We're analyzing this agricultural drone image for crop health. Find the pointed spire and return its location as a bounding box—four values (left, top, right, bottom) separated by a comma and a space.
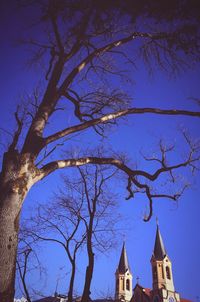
118, 242, 130, 273
153, 223, 167, 260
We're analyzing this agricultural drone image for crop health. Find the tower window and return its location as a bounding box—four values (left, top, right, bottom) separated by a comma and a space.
166, 266, 171, 279
126, 279, 130, 291
161, 265, 164, 279
122, 278, 124, 290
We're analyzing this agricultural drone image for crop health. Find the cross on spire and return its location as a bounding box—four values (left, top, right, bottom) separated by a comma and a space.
156, 216, 159, 225
123, 233, 126, 243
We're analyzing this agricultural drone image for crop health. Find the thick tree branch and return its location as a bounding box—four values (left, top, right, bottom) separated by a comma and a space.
50, 15, 64, 54
39, 153, 199, 182
38, 152, 199, 222
22, 27, 199, 155
45, 107, 200, 145
8, 109, 23, 152
58, 31, 180, 95
22, 26, 137, 152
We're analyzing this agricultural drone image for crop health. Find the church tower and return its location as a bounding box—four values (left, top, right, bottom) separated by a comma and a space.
115, 243, 133, 302
150, 224, 180, 302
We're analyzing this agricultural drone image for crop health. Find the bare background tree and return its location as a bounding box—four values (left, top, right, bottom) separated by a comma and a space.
25, 195, 86, 302
28, 207, 85, 301
0, 1, 200, 301
24, 166, 121, 302
76, 166, 120, 302
16, 228, 46, 302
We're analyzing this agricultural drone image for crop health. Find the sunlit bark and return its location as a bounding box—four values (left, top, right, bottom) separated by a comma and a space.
45, 108, 200, 145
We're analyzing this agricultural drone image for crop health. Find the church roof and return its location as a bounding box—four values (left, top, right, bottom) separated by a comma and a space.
132, 284, 192, 302
117, 242, 130, 273
34, 297, 60, 302
133, 284, 151, 296
131, 284, 151, 302
84, 299, 112, 302
153, 224, 167, 260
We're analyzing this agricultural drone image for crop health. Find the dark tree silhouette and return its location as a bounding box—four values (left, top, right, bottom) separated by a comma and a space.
76, 166, 119, 302
26, 197, 86, 302
25, 166, 120, 302
16, 228, 45, 302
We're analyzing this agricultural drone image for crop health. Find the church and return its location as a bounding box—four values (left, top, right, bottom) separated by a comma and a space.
115, 224, 190, 302
17, 224, 191, 302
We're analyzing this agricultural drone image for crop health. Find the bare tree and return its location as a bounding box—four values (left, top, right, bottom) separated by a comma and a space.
16, 229, 45, 302
0, 1, 200, 300
16, 246, 32, 302
26, 198, 86, 302
75, 166, 119, 302
25, 165, 120, 302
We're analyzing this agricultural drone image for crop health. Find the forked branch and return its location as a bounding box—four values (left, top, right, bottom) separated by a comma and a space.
38, 141, 199, 221
22, 26, 200, 154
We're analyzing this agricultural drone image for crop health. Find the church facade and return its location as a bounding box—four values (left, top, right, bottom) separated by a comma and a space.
30, 224, 191, 302
115, 224, 190, 302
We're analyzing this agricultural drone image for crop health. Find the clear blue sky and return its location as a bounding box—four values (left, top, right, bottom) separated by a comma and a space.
0, 2, 200, 301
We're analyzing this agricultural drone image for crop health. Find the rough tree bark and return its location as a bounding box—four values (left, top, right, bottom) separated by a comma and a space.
0, 152, 27, 301
0, 149, 40, 301
0, 193, 21, 302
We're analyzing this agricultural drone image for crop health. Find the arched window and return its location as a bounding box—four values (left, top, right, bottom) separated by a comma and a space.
122, 278, 124, 290
166, 266, 171, 279
126, 279, 130, 291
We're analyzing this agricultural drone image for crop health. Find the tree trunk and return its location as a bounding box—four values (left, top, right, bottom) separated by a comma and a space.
0, 150, 32, 302
81, 254, 94, 302
68, 262, 76, 302
17, 255, 32, 302
81, 235, 94, 302
21, 275, 32, 302
0, 190, 22, 302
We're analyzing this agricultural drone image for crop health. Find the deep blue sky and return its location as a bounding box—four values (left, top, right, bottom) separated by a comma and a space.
0, 2, 200, 301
